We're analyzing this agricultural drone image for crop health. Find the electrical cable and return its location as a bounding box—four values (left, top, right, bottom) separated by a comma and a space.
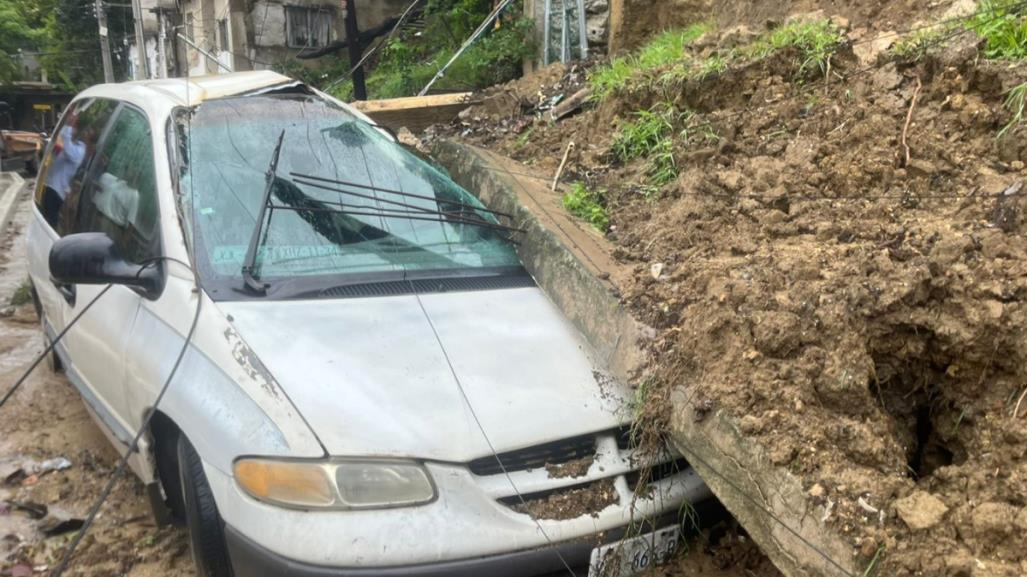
0, 284, 113, 410
51, 255, 201, 577
323, 0, 428, 93
419, 0, 518, 96
409, 287, 580, 577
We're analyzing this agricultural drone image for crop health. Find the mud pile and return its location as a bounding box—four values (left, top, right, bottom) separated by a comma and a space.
436, 2, 1027, 575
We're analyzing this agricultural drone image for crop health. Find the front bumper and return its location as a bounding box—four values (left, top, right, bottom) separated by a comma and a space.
225, 514, 677, 577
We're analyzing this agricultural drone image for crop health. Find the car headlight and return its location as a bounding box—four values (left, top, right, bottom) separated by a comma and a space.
234, 458, 436, 510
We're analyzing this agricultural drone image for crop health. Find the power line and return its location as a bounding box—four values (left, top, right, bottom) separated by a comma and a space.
50, 257, 201, 577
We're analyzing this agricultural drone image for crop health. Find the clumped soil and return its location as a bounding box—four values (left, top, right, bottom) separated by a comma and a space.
436, 1, 1027, 575
650, 519, 784, 577
509, 478, 618, 520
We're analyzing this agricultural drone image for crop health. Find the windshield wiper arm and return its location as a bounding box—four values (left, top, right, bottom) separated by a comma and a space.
241, 129, 286, 295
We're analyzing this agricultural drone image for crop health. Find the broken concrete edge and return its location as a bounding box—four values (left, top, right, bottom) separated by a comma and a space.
430, 139, 649, 385
431, 140, 863, 577
0, 172, 26, 240
671, 394, 861, 577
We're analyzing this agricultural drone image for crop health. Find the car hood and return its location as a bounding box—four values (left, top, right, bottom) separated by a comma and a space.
217, 287, 631, 462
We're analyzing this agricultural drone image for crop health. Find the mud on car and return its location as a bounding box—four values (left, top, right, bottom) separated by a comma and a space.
26, 71, 708, 577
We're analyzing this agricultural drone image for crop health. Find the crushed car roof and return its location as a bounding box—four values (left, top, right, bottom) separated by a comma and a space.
79, 70, 297, 108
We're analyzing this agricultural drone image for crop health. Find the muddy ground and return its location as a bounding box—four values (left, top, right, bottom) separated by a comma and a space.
0, 190, 193, 577
437, 1, 1027, 575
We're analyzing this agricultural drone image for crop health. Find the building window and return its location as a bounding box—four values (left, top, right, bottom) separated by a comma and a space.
285, 6, 333, 49
218, 19, 229, 52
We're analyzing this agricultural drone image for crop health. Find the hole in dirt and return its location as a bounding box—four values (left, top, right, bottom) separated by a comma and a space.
871, 349, 967, 480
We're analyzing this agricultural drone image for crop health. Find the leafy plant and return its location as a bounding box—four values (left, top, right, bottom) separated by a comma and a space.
562, 182, 609, 231
999, 82, 1026, 138
328, 2, 535, 100
968, 0, 1027, 60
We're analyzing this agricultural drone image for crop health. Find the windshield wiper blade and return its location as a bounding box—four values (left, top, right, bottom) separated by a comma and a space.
289, 172, 513, 220
262, 203, 524, 235
288, 175, 521, 235
240, 129, 286, 295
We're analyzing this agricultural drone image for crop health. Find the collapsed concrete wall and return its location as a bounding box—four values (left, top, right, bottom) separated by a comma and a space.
432, 140, 862, 577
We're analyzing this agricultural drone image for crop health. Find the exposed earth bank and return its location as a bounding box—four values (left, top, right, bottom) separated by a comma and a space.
435, 0, 1027, 575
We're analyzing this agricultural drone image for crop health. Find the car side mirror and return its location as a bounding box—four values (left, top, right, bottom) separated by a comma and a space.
49, 233, 161, 298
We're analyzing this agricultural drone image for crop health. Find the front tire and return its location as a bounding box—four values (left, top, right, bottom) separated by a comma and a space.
178, 435, 234, 577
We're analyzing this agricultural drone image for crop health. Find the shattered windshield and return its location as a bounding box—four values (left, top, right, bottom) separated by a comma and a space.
174, 93, 522, 296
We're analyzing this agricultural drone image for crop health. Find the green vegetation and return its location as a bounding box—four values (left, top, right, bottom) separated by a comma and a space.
999, 82, 1026, 138
514, 126, 535, 150
589, 56, 634, 101
324, 0, 535, 100
892, 27, 950, 60
1, 0, 135, 90
611, 104, 679, 186
739, 19, 844, 78
968, 0, 1027, 60
589, 23, 710, 100
9, 279, 32, 307
610, 104, 717, 188
636, 24, 711, 69
562, 182, 609, 232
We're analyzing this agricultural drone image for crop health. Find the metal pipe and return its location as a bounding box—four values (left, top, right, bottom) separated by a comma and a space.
176, 32, 233, 73
560, 0, 569, 62
543, 0, 552, 65
131, 0, 148, 78
576, 0, 588, 60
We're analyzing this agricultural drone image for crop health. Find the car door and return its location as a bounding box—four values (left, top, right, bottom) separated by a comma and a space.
61, 103, 163, 441
28, 98, 117, 346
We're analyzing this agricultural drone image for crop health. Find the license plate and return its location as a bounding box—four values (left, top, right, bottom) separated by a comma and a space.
588, 526, 681, 577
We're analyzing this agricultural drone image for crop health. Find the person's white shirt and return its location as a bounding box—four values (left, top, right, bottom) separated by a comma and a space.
47, 126, 87, 199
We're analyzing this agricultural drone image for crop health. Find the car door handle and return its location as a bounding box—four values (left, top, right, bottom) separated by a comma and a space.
54, 281, 76, 306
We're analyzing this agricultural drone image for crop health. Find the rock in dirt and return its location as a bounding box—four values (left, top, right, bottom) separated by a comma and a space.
970, 502, 1017, 539
894, 491, 949, 531
854, 31, 897, 66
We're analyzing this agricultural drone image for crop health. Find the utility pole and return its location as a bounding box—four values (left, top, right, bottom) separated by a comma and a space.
94, 0, 114, 82
343, 0, 367, 100
131, 0, 148, 79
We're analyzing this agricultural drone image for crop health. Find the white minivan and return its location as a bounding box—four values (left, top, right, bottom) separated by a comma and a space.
26, 71, 708, 577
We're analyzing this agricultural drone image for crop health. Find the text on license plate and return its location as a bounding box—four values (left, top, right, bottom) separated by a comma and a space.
588, 526, 681, 577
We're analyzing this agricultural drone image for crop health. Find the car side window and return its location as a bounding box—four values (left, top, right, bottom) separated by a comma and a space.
34, 98, 116, 235
74, 106, 160, 264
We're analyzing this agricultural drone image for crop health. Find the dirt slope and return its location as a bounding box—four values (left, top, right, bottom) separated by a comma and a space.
435, 1, 1027, 575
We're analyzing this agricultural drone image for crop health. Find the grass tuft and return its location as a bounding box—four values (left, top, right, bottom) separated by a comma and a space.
611, 104, 718, 188
999, 82, 1027, 138
739, 19, 844, 78
892, 27, 950, 61
563, 182, 610, 232
9, 280, 32, 307
636, 24, 711, 69
589, 23, 710, 101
